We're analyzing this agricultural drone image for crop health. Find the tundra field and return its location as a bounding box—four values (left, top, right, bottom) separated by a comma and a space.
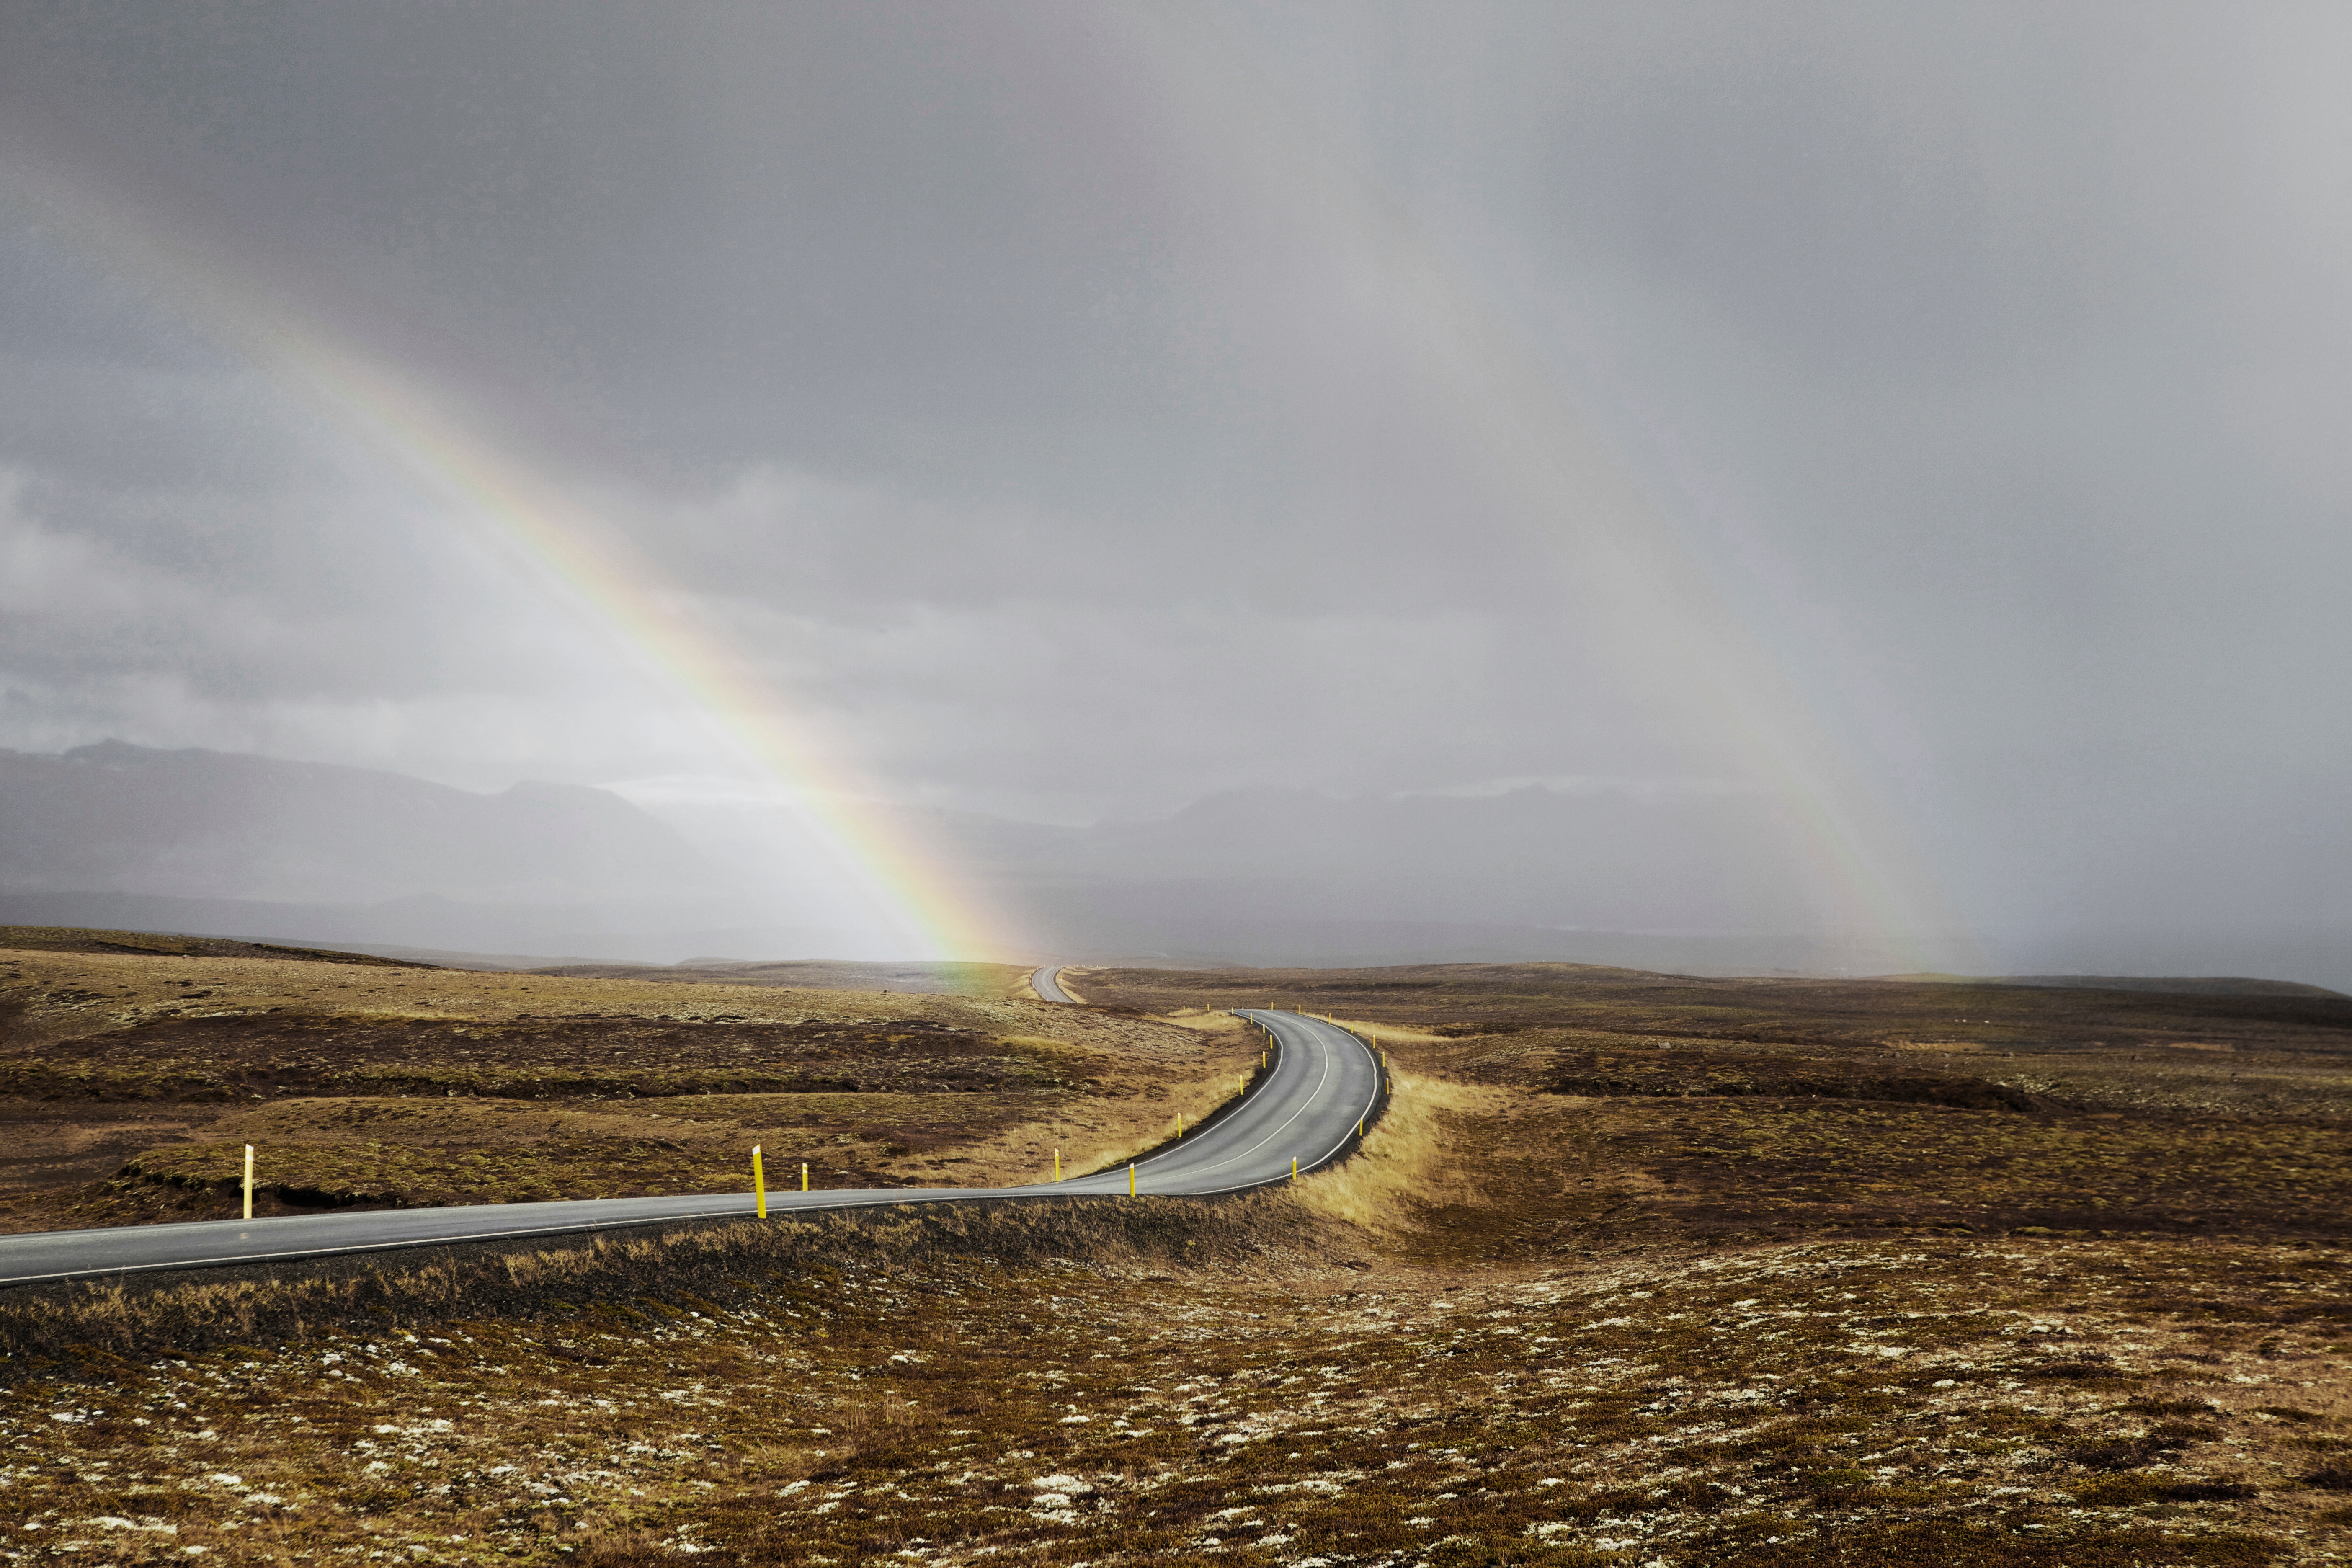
2, 934, 2350, 1565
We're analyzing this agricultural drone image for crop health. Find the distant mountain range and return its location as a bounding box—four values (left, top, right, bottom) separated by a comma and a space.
0, 740, 720, 904
0, 740, 1858, 968
0, 742, 779, 961
5, 740, 2336, 986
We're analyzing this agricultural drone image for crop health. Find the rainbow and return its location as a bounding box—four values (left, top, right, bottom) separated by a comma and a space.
0, 126, 1014, 962
276, 348, 1019, 962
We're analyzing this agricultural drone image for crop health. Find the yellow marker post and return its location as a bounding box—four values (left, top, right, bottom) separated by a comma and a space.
1128, 1163, 1136, 1197
1357, 1117, 1364, 1138
242, 1144, 255, 1221
801, 1161, 809, 1192
752, 1145, 767, 1219
1176, 1111, 1184, 1138
1290, 1156, 1298, 1183
1054, 1148, 1062, 1181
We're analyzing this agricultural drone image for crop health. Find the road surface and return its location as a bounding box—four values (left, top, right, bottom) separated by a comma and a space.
0, 1009, 1382, 1287
1031, 964, 1076, 1002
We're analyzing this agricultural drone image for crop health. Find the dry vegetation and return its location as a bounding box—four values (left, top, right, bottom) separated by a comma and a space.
0, 937, 1254, 1233
3, 949, 2351, 1564
525, 959, 1039, 1000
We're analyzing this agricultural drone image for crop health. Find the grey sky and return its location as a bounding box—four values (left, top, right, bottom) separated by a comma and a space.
1, 3, 2345, 976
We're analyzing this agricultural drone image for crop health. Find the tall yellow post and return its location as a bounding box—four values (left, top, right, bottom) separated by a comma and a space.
1054, 1148, 1062, 1181
752, 1145, 767, 1219
1176, 1111, 1184, 1138
1128, 1163, 1136, 1197
801, 1161, 809, 1192
242, 1144, 254, 1221
1290, 1156, 1298, 1183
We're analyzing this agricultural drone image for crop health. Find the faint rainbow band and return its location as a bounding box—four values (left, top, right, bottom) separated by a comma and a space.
3, 133, 1006, 961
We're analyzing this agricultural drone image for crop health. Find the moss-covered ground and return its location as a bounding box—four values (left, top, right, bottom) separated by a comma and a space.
1, 950, 2348, 1563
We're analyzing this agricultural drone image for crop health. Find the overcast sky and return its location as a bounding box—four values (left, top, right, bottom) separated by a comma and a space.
2, 3, 2346, 975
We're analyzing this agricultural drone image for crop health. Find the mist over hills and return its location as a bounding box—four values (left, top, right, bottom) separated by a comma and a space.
931, 784, 1905, 972
0, 741, 717, 903
1, 741, 2339, 986
0, 742, 773, 960
0, 741, 1850, 970
611, 776, 1882, 970
958, 784, 1828, 931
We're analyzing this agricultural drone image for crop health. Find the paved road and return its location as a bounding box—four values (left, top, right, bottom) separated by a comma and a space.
0, 1010, 1382, 1287
1031, 964, 1075, 1002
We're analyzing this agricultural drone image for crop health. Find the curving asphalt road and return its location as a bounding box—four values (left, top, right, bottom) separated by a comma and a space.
1030, 964, 1076, 1003
0, 1008, 1383, 1287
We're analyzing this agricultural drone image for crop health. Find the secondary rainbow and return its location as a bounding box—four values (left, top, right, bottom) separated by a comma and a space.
1116, 8, 1974, 970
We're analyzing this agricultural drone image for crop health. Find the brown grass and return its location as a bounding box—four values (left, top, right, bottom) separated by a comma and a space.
0, 924, 418, 967
0, 1194, 1318, 1368
0, 943, 1258, 1233
4, 949, 2350, 1563
1291, 1070, 1506, 1237
528, 958, 1038, 999
6, 1217, 2344, 1564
